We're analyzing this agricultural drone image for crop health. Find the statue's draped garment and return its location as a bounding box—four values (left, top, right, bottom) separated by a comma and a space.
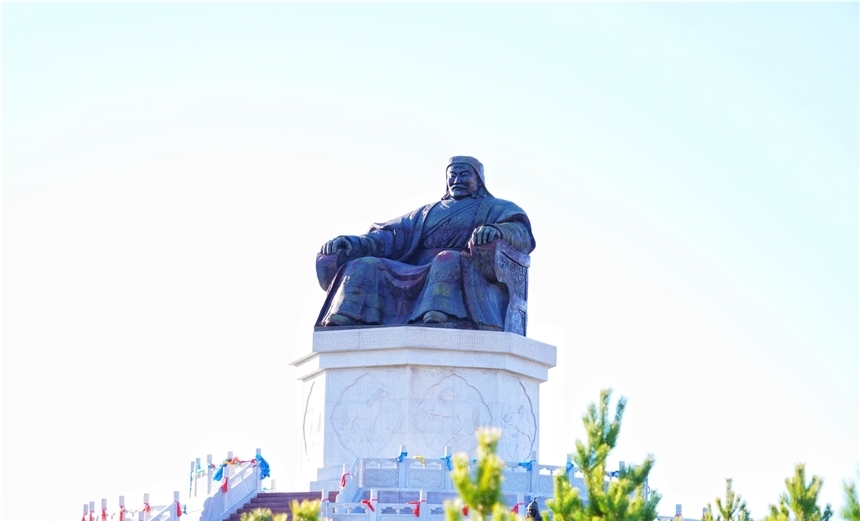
316, 194, 535, 330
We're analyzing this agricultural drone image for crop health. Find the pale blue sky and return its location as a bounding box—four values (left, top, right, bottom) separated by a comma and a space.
3, 3, 857, 521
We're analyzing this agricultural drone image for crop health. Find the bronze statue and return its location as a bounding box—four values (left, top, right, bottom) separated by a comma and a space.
315, 156, 535, 334
526, 499, 542, 521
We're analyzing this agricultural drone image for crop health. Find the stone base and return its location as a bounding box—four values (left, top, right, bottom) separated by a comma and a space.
291, 327, 557, 490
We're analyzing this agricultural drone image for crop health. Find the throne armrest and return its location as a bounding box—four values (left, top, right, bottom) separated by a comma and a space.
468, 240, 530, 335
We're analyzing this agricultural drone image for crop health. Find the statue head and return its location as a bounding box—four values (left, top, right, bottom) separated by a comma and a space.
526, 499, 541, 521
445, 156, 491, 200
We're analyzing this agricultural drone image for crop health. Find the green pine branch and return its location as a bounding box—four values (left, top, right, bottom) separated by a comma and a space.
547, 388, 660, 521
702, 479, 751, 521
241, 509, 287, 521
764, 464, 831, 521
842, 482, 860, 521
445, 427, 517, 521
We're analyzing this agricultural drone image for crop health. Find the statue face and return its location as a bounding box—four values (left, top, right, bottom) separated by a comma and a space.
446, 164, 480, 199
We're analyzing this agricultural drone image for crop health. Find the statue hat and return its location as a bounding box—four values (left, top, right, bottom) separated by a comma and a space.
447, 156, 485, 185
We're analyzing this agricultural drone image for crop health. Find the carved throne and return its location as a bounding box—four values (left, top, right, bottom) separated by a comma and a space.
315, 239, 530, 335
465, 239, 530, 335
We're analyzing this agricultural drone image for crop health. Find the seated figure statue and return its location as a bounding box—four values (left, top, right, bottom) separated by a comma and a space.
315, 156, 536, 335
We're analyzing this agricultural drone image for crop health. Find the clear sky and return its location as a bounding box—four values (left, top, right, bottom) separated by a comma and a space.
3, 3, 858, 521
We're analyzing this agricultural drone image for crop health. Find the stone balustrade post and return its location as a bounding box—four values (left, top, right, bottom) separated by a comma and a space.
529, 451, 538, 493
320, 488, 329, 519
369, 489, 379, 521
224, 457, 233, 512
418, 490, 428, 521
189, 461, 196, 498
172, 491, 180, 521
255, 449, 263, 492
398, 446, 407, 488
443, 446, 452, 490
206, 455, 213, 495
566, 453, 575, 481
195, 458, 202, 497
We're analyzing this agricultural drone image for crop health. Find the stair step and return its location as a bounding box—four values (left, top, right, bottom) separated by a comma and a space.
226, 490, 328, 521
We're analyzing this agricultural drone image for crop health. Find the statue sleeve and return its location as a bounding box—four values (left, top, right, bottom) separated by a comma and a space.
482, 200, 536, 255
358, 205, 426, 260
487, 219, 535, 255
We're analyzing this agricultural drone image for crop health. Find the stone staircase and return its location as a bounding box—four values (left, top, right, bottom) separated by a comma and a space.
226, 492, 337, 521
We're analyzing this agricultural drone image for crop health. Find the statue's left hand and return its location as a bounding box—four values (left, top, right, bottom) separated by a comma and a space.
470, 225, 500, 246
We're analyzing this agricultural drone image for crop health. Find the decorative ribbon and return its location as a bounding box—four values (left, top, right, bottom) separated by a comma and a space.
440, 455, 452, 471
211, 455, 264, 482
182, 505, 187, 516
511, 504, 520, 514
175, 502, 182, 517
90, 511, 94, 521
413, 455, 425, 465
565, 461, 574, 473
360, 500, 375, 512
396, 451, 407, 463
518, 461, 534, 472
102, 507, 108, 521
607, 470, 619, 478
407, 500, 425, 518
461, 506, 469, 516
221, 476, 229, 493
120, 505, 126, 521
340, 473, 349, 488
255, 454, 271, 480
142, 504, 151, 514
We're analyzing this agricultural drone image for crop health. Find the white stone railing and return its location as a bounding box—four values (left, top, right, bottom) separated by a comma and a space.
327, 447, 595, 520
81, 492, 185, 521
190, 450, 266, 521
80, 450, 270, 521
338, 450, 582, 501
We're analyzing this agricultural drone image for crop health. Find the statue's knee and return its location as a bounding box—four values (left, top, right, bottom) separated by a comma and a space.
433, 250, 462, 263
344, 256, 382, 274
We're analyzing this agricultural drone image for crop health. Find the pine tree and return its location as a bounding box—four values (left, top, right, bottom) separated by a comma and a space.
701, 479, 751, 521
764, 464, 832, 521
545, 388, 660, 521
240, 509, 286, 521
444, 427, 516, 521
842, 482, 860, 521
291, 499, 321, 521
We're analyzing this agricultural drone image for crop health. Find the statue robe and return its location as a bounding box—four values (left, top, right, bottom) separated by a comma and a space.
316, 194, 535, 330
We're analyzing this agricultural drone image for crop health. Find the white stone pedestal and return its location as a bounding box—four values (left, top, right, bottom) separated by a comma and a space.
292, 326, 557, 491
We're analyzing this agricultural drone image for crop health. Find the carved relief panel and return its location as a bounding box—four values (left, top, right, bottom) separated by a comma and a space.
330, 373, 403, 458
500, 380, 537, 461
412, 373, 492, 454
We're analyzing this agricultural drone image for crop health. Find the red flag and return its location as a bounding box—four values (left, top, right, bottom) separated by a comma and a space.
360, 500, 375, 513
512, 504, 519, 514
407, 500, 424, 518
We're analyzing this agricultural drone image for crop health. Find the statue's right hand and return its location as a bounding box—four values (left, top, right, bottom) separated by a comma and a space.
320, 236, 353, 257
